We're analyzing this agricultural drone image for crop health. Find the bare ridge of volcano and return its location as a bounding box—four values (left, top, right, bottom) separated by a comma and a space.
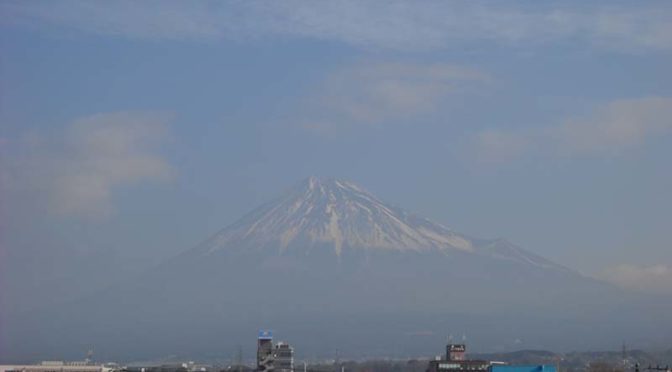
190, 176, 567, 272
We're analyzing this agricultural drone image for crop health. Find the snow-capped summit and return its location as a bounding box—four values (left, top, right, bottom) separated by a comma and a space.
196, 176, 471, 255
193, 176, 566, 271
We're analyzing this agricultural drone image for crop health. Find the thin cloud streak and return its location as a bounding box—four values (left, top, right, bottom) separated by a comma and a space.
2, 111, 174, 218
300, 61, 489, 132
470, 97, 672, 163
600, 264, 672, 295
2, 1, 672, 52
555, 97, 672, 155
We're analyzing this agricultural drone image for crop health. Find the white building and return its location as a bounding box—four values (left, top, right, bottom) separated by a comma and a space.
0, 361, 117, 372
273, 342, 294, 372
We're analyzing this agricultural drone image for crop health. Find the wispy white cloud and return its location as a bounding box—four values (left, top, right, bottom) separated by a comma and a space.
2, 111, 174, 218
470, 130, 530, 164
554, 97, 672, 155
599, 264, 672, 295
301, 61, 489, 132
1, 1, 671, 52
470, 97, 672, 162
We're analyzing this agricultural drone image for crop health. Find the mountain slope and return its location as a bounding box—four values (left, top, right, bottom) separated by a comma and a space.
191, 177, 567, 272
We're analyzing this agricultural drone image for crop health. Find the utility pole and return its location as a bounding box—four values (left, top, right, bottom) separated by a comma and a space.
554, 355, 561, 372
86, 348, 94, 365
236, 345, 243, 372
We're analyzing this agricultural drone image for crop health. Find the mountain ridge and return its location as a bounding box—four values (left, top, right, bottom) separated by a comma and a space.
189, 176, 568, 273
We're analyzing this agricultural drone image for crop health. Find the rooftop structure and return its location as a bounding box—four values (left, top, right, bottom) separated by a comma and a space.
447, 344, 466, 361
427, 344, 490, 372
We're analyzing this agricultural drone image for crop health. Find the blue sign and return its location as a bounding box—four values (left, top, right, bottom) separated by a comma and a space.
258, 330, 273, 339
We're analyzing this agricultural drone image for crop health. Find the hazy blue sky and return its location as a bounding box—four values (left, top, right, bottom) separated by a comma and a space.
1, 1, 671, 297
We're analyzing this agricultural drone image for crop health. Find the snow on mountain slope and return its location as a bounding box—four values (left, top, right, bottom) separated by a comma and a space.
193, 176, 567, 272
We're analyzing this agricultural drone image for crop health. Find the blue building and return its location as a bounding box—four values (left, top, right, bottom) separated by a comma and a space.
491, 366, 557, 372
257, 330, 274, 372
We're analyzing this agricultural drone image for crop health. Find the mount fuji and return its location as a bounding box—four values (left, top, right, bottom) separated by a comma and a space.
9, 177, 672, 360
189, 176, 566, 271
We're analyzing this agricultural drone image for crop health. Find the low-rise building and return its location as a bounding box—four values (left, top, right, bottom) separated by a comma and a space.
490, 366, 556, 372
426, 344, 490, 372
1, 362, 116, 372
425, 343, 558, 372
273, 342, 294, 372
426, 360, 491, 372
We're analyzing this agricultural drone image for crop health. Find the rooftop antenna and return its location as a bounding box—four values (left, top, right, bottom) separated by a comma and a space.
86, 348, 94, 364
236, 345, 243, 372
